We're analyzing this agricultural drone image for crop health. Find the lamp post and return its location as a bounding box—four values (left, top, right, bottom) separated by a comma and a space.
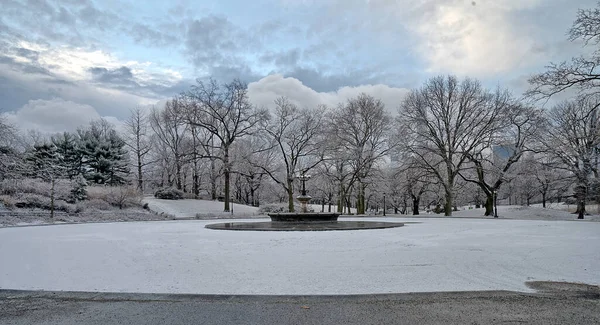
383, 193, 386, 216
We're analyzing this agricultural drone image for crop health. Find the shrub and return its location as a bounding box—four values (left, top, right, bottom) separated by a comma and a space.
88, 186, 142, 209
0, 195, 15, 209
0, 178, 71, 201
83, 199, 113, 211
258, 203, 289, 214
53, 200, 79, 214
154, 187, 184, 200
15, 193, 51, 209
105, 186, 142, 209
70, 174, 88, 203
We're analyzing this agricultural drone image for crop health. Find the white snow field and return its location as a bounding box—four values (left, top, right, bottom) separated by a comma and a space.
144, 198, 260, 218
1, 218, 599, 295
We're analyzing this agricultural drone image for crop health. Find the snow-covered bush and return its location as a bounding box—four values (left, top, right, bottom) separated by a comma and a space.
0, 178, 71, 201
88, 186, 142, 209
14, 193, 51, 209
154, 187, 184, 200
0, 195, 15, 209
13, 193, 77, 212
70, 174, 88, 203
105, 186, 142, 209
258, 203, 289, 214
82, 199, 112, 210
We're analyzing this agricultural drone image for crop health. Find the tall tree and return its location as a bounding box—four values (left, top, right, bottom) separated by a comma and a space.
399, 76, 507, 216
330, 94, 391, 215
78, 119, 130, 185
459, 103, 542, 217
540, 96, 600, 219
51, 132, 82, 179
25, 143, 65, 218
186, 78, 267, 212
124, 108, 153, 191
261, 97, 325, 212
150, 98, 188, 190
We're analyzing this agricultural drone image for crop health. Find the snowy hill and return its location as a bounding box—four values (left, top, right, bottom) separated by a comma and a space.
143, 198, 261, 219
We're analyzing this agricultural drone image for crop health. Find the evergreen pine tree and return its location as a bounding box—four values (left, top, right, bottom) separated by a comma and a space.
77, 119, 130, 185
70, 173, 88, 202
51, 132, 82, 179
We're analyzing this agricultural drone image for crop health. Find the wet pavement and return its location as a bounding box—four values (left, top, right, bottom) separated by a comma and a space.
1, 282, 599, 325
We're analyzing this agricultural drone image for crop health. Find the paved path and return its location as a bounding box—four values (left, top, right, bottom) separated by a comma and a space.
1, 282, 599, 325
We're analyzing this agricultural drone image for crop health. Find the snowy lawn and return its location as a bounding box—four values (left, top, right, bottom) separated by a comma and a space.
0, 218, 598, 295
143, 197, 260, 219
399, 205, 600, 221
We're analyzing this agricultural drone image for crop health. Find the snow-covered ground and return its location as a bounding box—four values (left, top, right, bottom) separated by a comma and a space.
447, 205, 600, 221
0, 217, 598, 295
143, 198, 260, 219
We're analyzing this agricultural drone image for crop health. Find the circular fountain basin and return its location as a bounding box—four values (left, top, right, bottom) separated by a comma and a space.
268, 212, 339, 222
205, 220, 405, 231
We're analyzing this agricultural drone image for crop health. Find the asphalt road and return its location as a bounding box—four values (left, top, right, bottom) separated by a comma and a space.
1, 282, 599, 325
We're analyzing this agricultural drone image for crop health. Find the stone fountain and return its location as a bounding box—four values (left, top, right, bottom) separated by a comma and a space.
267, 172, 340, 222
205, 171, 404, 231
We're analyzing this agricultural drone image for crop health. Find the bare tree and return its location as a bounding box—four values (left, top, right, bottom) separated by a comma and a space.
330, 94, 391, 215
527, 3, 600, 101
540, 96, 600, 219
124, 108, 153, 191
399, 76, 506, 216
459, 103, 542, 217
260, 97, 325, 212
150, 99, 188, 191
231, 135, 270, 206
186, 78, 267, 212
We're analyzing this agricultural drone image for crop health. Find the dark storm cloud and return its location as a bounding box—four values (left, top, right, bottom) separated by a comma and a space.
0, 50, 51, 76
89, 66, 135, 84
286, 67, 382, 92
185, 15, 248, 67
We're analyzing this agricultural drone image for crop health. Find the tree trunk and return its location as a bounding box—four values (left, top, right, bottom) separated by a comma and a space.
287, 178, 295, 212
444, 188, 453, 216
577, 200, 585, 219
484, 195, 494, 216
347, 198, 352, 215
210, 158, 217, 200
356, 181, 365, 215
175, 158, 182, 190
412, 196, 420, 215
444, 172, 454, 216
542, 192, 546, 208
338, 184, 344, 213
137, 152, 143, 191
223, 146, 230, 212
50, 177, 55, 219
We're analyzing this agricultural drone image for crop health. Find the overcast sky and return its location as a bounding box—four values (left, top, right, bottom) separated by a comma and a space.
0, 0, 592, 133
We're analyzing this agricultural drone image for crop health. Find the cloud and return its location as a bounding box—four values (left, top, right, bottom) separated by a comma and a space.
248, 74, 410, 113
89, 66, 135, 85
3, 98, 102, 133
